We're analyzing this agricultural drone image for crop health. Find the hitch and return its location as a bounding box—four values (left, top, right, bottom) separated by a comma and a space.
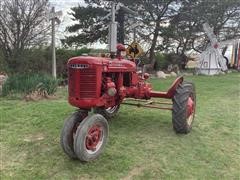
150, 76, 183, 99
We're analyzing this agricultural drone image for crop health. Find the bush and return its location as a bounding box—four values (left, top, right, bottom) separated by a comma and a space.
0, 49, 8, 73
2, 73, 58, 96
154, 53, 169, 70
154, 53, 188, 71
1, 47, 92, 78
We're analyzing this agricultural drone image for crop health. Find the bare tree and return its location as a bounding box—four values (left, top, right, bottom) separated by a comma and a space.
0, 0, 50, 70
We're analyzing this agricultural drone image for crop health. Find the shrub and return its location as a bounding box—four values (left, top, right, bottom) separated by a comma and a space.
0, 49, 8, 73
2, 73, 58, 96
55, 47, 91, 79
1, 47, 92, 78
154, 53, 188, 71
154, 53, 169, 70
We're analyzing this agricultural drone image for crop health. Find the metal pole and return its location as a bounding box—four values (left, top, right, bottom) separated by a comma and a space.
133, 28, 136, 42
109, 2, 117, 55
111, 2, 115, 22
51, 7, 56, 78
117, 8, 125, 44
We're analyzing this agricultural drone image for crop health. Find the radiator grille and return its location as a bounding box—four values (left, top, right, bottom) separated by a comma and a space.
79, 69, 97, 98
69, 68, 97, 98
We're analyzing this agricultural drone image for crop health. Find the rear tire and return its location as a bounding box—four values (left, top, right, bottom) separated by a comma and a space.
94, 105, 120, 120
74, 114, 109, 162
172, 82, 196, 134
60, 110, 87, 159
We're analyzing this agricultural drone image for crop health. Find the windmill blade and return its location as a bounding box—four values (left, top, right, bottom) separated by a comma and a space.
100, 12, 111, 21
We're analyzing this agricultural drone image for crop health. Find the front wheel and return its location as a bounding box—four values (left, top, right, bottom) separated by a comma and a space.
60, 110, 88, 159
74, 114, 109, 162
94, 105, 120, 120
172, 82, 196, 134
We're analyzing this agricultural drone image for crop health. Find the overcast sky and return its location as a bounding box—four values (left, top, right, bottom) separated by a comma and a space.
49, 0, 107, 48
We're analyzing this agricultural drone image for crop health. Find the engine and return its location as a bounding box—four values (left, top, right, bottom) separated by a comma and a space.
68, 56, 152, 110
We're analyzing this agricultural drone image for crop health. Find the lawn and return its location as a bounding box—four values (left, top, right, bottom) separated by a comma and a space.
0, 73, 240, 179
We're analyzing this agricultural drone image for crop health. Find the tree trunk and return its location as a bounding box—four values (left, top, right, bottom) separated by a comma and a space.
149, 18, 160, 69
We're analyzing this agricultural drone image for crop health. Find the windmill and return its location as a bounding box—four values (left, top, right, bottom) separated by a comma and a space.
197, 23, 228, 75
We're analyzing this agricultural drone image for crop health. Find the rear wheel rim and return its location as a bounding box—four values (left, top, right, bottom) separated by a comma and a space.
85, 124, 104, 154
186, 96, 195, 126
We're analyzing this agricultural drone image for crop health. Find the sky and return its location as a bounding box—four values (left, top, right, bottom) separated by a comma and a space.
49, 0, 107, 49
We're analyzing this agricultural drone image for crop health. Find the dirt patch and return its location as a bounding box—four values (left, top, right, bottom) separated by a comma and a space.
23, 133, 45, 142
121, 165, 145, 180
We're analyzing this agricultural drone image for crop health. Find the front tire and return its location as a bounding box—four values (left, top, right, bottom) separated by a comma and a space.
60, 110, 87, 159
172, 82, 196, 134
94, 105, 120, 120
74, 114, 109, 162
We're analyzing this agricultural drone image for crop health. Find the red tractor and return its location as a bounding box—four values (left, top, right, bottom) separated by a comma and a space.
60, 44, 196, 162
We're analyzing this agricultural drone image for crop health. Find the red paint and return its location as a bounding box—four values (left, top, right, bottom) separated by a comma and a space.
187, 97, 194, 117
117, 43, 126, 51
85, 125, 102, 151
150, 76, 183, 98
67, 56, 184, 110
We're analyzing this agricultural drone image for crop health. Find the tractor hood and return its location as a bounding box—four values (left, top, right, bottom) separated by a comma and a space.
68, 56, 136, 72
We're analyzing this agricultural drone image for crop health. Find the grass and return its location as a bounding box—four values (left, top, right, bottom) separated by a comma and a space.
0, 72, 240, 179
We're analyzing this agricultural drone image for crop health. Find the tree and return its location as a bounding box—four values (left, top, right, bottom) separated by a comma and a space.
132, 0, 180, 67
160, 0, 240, 54
64, 0, 180, 66
63, 0, 136, 47
0, 0, 50, 71
63, 4, 109, 47
64, 0, 240, 69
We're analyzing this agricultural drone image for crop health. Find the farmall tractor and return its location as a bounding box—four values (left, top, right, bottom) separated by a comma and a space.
60, 44, 196, 162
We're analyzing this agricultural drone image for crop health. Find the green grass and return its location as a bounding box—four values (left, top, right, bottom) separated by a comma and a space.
0, 73, 240, 179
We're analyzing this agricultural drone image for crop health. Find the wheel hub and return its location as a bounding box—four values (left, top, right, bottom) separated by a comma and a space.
85, 125, 102, 151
